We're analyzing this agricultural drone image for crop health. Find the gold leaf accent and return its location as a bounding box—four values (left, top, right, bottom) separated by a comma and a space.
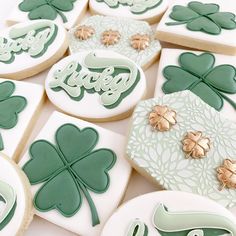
182, 131, 211, 159
131, 34, 150, 51
217, 159, 236, 190
101, 30, 121, 46
149, 105, 177, 132
74, 25, 95, 40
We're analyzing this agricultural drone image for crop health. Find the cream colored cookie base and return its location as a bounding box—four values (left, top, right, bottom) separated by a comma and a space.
0, 20, 68, 80
156, 0, 236, 55
20, 111, 132, 236
154, 48, 236, 121
0, 78, 45, 161
101, 191, 236, 236
6, 0, 89, 30
0, 153, 33, 236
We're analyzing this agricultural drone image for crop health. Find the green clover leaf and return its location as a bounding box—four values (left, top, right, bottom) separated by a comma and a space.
163, 52, 236, 111
166, 1, 236, 35
23, 123, 116, 226
19, 0, 76, 23
0, 81, 27, 151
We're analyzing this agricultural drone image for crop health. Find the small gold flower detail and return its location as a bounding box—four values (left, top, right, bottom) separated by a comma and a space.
74, 25, 95, 40
131, 34, 150, 51
182, 131, 211, 159
217, 159, 236, 190
149, 105, 177, 132
101, 30, 121, 46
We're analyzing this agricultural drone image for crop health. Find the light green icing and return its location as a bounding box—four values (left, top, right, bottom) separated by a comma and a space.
0, 21, 57, 64
126, 219, 148, 236
68, 16, 161, 68
49, 52, 140, 109
126, 91, 236, 208
96, 0, 163, 14
0, 180, 17, 230
153, 204, 236, 235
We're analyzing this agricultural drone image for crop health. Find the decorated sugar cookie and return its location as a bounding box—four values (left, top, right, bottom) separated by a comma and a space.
101, 191, 236, 236
68, 16, 161, 70
126, 91, 236, 208
6, 0, 88, 30
156, 0, 236, 55
45, 50, 146, 121
154, 48, 236, 121
89, 0, 169, 24
0, 20, 68, 80
0, 153, 33, 235
0, 78, 44, 161
20, 111, 132, 235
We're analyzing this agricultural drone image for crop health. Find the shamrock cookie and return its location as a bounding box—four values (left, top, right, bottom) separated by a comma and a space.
68, 16, 161, 70
156, 0, 236, 55
20, 111, 132, 235
0, 20, 68, 80
89, 0, 169, 24
6, 0, 88, 30
0, 153, 33, 235
154, 49, 236, 121
126, 91, 236, 208
0, 78, 44, 161
101, 191, 236, 236
45, 50, 146, 122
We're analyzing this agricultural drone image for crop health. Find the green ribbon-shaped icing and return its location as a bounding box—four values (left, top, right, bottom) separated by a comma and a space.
126, 219, 148, 236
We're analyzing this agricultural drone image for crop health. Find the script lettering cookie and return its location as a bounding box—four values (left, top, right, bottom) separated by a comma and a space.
156, 0, 236, 55
0, 20, 68, 80
101, 191, 236, 236
126, 91, 236, 208
0, 153, 33, 235
69, 16, 161, 70
89, 0, 169, 24
45, 50, 146, 122
20, 111, 131, 235
6, 0, 88, 30
154, 49, 236, 121
0, 78, 44, 161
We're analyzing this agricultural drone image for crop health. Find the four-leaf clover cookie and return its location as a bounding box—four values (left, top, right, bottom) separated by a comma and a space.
0, 81, 27, 151
166, 1, 236, 35
163, 52, 236, 111
23, 123, 116, 226
19, 0, 76, 23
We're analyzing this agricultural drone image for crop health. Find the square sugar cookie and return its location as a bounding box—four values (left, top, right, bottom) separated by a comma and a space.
156, 0, 236, 55
20, 111, 132, 236
0, 78, 44, 161
154, 48, 236, 122
6, 0, 88, 30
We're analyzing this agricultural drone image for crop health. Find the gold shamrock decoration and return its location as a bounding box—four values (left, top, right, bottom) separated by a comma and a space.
217, 159, 236, 190
101, 30, 121, 46
182, 131, 211, 159
149, 105, 177, 132
130, 34, 150, 51
74, 25, 95, 40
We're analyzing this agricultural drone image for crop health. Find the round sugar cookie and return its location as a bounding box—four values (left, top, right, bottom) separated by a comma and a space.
0, 20, 68, 80
0, 154, 33, 235
45, 50, 146, 122
101, 191, 236, 236
89, 0, 169, 24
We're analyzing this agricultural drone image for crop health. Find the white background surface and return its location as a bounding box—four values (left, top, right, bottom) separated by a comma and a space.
1, 1, 235, 235
0, 1, 158, 235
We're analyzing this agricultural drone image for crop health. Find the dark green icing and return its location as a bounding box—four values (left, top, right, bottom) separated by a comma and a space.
166, 1, 236, 35
23, 123, 116, 226
162, 52, 236, 111
19, 0, 76, 23
0, 81, 27, 151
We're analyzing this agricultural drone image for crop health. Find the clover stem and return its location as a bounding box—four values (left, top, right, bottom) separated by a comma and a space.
0, 133, 3, 151
165, 21, 189, 26
55, 10, 68, 23
218, 92, 236, 110
78, 182, 100, 226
